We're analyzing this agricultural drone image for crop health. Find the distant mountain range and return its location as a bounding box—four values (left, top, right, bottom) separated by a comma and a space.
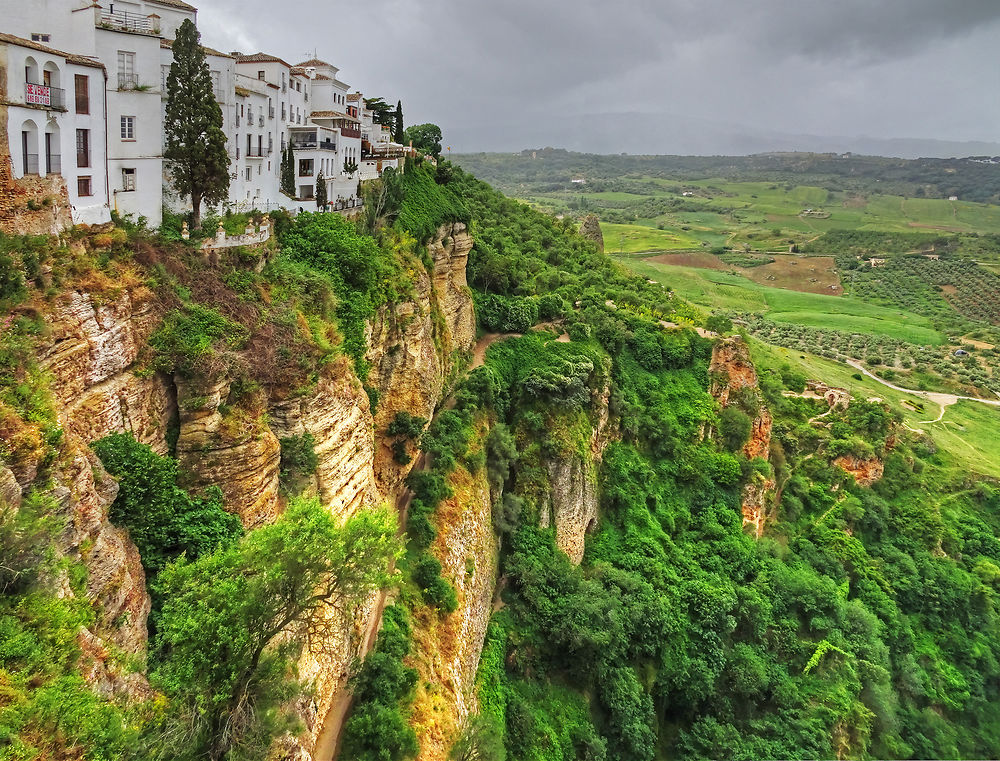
445, 112, 1000, 160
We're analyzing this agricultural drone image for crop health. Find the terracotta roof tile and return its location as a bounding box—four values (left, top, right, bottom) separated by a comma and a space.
148, 0, 197, 11
160, 38, 233, 58
235, 51, 292, 68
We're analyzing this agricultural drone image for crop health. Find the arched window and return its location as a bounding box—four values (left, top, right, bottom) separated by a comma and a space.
44, 122, 61, 175
20, 119, 39, 176
24, 56, 39, 86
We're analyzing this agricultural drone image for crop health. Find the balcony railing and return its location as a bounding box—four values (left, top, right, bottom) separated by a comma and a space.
268, 106, 275, 119
246, 148, 265, 158
258, 115, 264, 127
290, 139, 337, 152
45, 154, 62, 174
117, 72, 140, 90
99, 10, 155, 33
22, 154, 39, 175
25, 83, 65, 109
340, 126, 361, 139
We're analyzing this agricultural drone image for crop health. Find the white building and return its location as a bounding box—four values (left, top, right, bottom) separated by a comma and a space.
3, 0, 402, 226
1, 32, 111, 225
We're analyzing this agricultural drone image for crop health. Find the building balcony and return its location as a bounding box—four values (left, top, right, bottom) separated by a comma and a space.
246, 148, 265, 158
290, 139, 337, 152
25, 83, 65, 109
340, 126, 361, 139
45, 154, 62, 174
22, 154, 39, 175
269, 106, 275, 119
99, 10, 157, 34
117, 72, 141, 90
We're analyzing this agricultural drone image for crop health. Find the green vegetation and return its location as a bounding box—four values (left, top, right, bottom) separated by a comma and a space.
403, 123, 443, 158
340, 605, 419, 761
93, 432, 242, 578
148, 498, 400, 760
437, 163, 1000, 760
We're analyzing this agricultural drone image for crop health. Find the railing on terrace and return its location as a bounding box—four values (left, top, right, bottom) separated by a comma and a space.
268, 106, 275, 119
289, 139, 337, 151
340, 126, 360, 138
45, 155, 62, 174
117, 72, 140, 90
246, 147, 264, 158
25, 83, 65, 109
258, 115, 264, 127
22, 154, 39, 175
99, 10, 154, 33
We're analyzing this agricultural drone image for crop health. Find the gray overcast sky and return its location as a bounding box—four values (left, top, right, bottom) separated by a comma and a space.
199, 0, 1000, 153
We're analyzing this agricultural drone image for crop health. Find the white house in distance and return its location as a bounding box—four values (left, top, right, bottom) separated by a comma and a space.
1, 32, 111, 224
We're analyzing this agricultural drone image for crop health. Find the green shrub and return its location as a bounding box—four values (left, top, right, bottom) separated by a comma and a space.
279, 432, 319, 492
148, 303, 249, 377
93, 432, 242, 577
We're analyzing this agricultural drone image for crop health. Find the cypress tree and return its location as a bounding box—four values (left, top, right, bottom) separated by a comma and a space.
280, 145, 296, 197
315, 170, 327, 209
393, 100, 404, 143
163, 19, 230, 229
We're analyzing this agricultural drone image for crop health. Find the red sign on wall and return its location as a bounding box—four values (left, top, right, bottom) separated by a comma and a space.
26, 83, 51, 106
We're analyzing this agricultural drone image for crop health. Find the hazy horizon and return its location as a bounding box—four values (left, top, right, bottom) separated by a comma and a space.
200, 0, 1000, 158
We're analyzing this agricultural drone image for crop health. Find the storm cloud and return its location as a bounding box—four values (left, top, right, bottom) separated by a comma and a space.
199, 0, 1000, 155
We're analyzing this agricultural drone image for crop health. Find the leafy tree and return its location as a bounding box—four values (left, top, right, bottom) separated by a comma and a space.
315, 170, 327, 209
150, 497, 401, 760
92, 432, 242, 578
363, 96, 395, 127
394, 100, 404, 143
163, 19, 229, 229
403, 123, 443, 158
450, 715, 506, 761
718, 406, 753, 451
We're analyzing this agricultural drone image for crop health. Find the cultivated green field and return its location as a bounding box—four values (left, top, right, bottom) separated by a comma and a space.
620, 256, 945, 344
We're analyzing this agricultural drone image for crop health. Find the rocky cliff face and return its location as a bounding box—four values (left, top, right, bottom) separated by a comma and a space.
833, 455, 884, 487
8, 219, 478, 759
709, 337, 775, 536
538, 376, 615, 564
367, 223, 476, 495
409, 448, 498, 761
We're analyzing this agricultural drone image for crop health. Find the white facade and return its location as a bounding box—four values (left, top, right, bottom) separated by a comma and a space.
3, 0, 401, 226
2, 33, 111, 225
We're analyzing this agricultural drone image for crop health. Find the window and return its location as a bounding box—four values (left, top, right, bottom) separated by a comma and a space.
76, 128, 90, 168
245, 167, 252, 181
246, 134, 251, 156
31, 33, 50, 43
258, 70, 265, 80
281, 72, 286, 92
121, 167, 136, 191
298, 158, 313, 176
295, 81, 301, 92
77, 176, 92, 197
117, 50, 136, 89
211, 70, 222, 100
74, 74, 89, 114
120, 115, 135, 140
161, 65, 169, 91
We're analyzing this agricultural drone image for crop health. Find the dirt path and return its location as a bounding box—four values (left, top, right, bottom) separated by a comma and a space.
472, 332, 521, 369
845, 359, 1000, 428
313, 452, 427, 760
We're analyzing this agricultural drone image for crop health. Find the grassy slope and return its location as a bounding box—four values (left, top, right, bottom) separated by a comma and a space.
749, 339, 1000, 478
619, 256, 945, 344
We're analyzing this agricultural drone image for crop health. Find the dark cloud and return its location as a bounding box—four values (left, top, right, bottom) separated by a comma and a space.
198, 0, 1000, 153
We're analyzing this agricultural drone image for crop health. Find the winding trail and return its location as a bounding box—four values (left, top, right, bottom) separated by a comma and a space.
845, 359, 1000, 429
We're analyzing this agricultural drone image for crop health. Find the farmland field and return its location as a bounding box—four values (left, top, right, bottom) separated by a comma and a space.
620, 256, 944, 344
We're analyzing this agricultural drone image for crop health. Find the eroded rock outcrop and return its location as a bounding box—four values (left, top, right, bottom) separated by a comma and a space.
174, 374, 281, 528
269, 358, 379, 521
710, 337, 775, 536
834, 454, 884, 487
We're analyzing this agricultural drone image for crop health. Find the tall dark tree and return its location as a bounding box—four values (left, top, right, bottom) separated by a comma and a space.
163, 19, 229, 229
393, 100, 404, 143
315, 170, 327, 209
280, 144, 296, 197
